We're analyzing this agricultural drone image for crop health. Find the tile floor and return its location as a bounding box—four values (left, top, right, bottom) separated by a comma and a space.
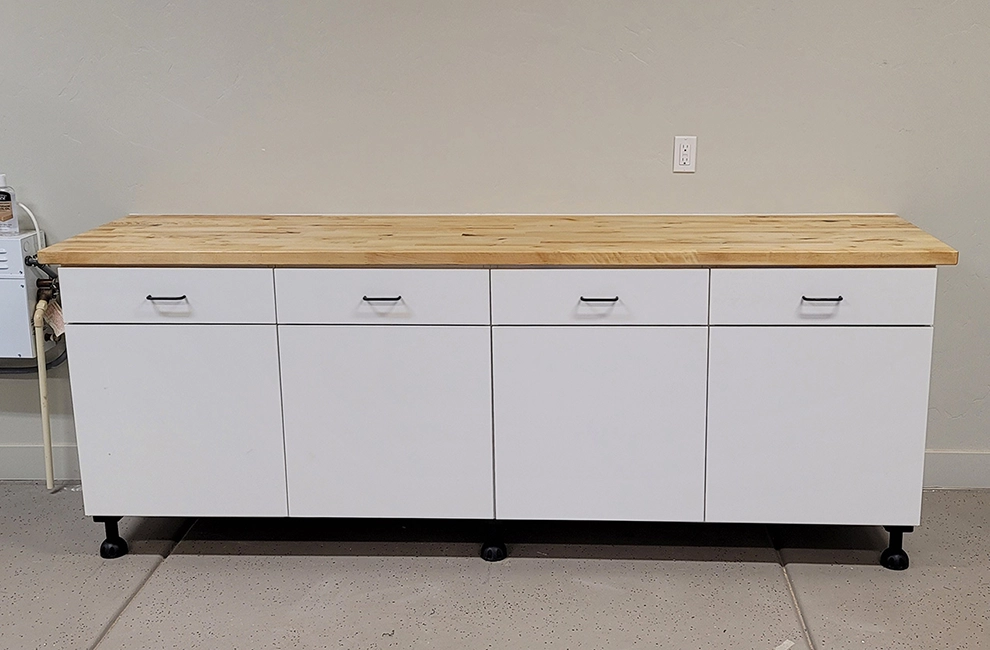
1, 482, 987, 649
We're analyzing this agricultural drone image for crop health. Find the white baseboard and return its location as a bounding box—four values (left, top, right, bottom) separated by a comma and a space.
924, 450, 990, 489
0, 445, 80, 480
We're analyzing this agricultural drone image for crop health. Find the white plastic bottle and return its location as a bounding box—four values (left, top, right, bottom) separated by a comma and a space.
0, 174, 18, 235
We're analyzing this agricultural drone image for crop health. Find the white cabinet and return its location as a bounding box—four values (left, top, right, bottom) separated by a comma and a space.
61, 267, 286, 518
492, 326, 709, 521
59, 264, 943, 538
706, 326, 934, 526
706, 268, 937, 526
279, 325, 494, 518
65, 324, 287, 517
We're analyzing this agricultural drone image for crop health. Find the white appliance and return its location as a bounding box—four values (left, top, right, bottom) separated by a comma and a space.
0, 231, 42, 358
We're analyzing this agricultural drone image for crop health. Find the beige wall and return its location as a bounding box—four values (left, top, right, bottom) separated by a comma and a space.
1, 1, 987, 484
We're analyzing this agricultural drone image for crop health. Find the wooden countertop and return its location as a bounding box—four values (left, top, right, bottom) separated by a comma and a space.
37, 214, 958, 267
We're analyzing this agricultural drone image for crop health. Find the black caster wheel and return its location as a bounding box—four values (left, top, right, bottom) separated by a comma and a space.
100, 537, 129, 559
880, 548, 909, 571
481, 541, 507, 562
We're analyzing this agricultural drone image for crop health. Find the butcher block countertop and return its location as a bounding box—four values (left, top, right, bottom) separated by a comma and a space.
37, 214, 958, 268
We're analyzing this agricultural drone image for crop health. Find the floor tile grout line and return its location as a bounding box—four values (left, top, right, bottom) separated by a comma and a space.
780, 561, 816, 650
765, 525, 817, 650
89, 555, 164, 650
90, 518, 197, 650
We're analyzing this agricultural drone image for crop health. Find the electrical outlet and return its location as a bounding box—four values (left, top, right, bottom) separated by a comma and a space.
673, 136, 697, 173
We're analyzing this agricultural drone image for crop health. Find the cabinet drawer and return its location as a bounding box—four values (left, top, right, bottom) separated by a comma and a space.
710, 268, 937, 326
59, 267, 275, 324
491, 269, 709, 325
275, 269, 490, 325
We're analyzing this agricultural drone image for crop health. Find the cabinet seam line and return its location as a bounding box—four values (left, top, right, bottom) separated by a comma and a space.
272, 269, 291, 516
704, 269, 711, 521
489, 269, 497, 519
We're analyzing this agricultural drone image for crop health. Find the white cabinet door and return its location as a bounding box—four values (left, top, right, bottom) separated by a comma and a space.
706, 327, 933, 526
492, 327, 708, 521
279, 326, 494, 518
65, 324, 287, 517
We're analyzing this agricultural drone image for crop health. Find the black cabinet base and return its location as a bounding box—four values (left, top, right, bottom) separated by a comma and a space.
95, 516, 129, 559
88, 517, 914, 569
880, 525, 913, 570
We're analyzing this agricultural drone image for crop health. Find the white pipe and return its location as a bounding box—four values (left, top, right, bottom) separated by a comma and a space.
33, 299, 54, 490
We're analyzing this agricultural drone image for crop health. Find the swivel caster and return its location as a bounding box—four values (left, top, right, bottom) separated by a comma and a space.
481, 541, 507, 562
880, 526, 912, 571
95, 516, 129, 559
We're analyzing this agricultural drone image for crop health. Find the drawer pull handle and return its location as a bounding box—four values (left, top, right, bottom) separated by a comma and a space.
580, 296, 619, 303
801, 295, 843, 302
146, 294, 188, 302
363, 295, 402, 302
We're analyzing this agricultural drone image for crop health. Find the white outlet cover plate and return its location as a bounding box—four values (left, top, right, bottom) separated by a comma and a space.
674, 136, 697, 173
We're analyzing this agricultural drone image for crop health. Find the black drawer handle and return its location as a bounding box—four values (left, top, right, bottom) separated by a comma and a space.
580, 296, 619, 303
146, 294, 188, 302
801, 295, 843, 302
363, 295, 402, 302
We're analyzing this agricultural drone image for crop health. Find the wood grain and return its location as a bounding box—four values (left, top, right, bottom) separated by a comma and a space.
37, 214, 958, 267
